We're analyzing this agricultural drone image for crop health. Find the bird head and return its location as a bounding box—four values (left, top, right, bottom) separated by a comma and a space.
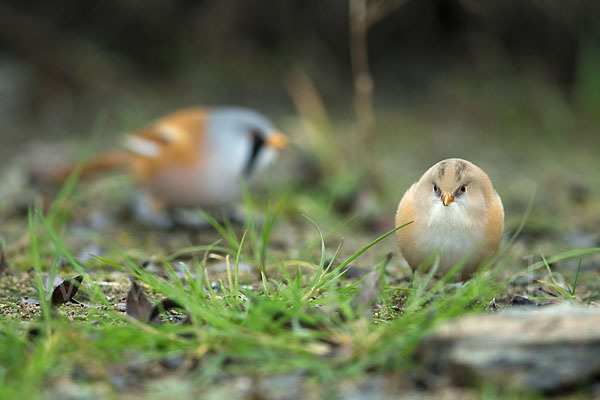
205, 107, 286, 178
416, 158, 495, 222
123, 107, 286, 181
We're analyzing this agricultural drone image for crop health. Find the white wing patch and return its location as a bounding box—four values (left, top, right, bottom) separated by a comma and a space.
124, 135, 161, 157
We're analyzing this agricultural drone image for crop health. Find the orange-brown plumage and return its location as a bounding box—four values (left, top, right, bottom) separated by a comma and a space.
127, 108, 208, 182
48, 109, 208, 183
395, 158, 504, 277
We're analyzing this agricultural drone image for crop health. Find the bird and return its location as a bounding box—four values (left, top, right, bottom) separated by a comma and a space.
395, 158, 504, 278
44, 106, 287, 227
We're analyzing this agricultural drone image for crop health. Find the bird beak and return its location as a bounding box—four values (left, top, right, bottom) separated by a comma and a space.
266, 132, 287, 149
441, 192, 454, 206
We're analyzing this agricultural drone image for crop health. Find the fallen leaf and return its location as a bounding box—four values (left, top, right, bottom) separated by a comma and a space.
51, 275, 84, 306
149, 298, 184, 323
126, 279, 152, 321
45, 274, 65, 293
510, 295, 538, 307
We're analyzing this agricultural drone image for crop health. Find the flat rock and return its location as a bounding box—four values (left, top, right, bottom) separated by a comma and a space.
418, 303, 600, 393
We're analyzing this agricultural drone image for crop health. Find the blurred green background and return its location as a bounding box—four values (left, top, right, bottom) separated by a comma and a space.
1, 0, 598, 137
1, 0, 599, 252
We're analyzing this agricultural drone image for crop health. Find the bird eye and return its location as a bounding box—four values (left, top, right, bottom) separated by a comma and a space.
459, 185, 467, 193
433, 184, 438, 193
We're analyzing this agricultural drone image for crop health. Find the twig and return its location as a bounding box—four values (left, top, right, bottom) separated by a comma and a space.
349, 0, 376, 148
366, 0, 413, 27
348, 0, 411, 174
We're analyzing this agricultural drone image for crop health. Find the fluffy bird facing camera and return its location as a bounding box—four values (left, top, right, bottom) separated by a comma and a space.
395, 158, 504, 278
48, 107, 287, 227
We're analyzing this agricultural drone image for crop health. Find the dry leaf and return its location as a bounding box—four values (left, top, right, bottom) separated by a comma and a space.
51, 275, 84, 306
149, 298, 183, 323
126, 279, 152, 321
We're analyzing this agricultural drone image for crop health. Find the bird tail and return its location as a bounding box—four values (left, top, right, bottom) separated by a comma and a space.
32, 149, 130, 186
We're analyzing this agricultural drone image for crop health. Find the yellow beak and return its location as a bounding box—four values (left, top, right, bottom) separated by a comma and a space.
266, 132, 287, 149
441, 192, 454, 206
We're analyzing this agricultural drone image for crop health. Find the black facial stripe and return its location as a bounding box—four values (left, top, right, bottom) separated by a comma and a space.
244, 131, 265, 176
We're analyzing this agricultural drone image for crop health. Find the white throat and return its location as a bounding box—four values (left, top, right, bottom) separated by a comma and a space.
421, 198, 486, 268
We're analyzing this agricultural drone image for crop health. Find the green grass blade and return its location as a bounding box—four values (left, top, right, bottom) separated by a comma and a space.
28, 208, 50, 321
571, 257, 582, 296
336, 222, 411, 272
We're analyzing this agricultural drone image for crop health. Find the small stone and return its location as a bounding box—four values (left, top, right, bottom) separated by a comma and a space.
509, 295, 537, 307
418, 304, 600, 393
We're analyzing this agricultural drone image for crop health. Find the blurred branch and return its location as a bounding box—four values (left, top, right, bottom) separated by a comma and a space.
349, 0, 375, 147
366, 0, 412, 27
286, 69, 345, 175
349, 0, 410, 176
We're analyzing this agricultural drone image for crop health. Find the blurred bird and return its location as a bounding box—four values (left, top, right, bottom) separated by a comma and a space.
395, 158, 504, 277
48, 106, 287, 227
